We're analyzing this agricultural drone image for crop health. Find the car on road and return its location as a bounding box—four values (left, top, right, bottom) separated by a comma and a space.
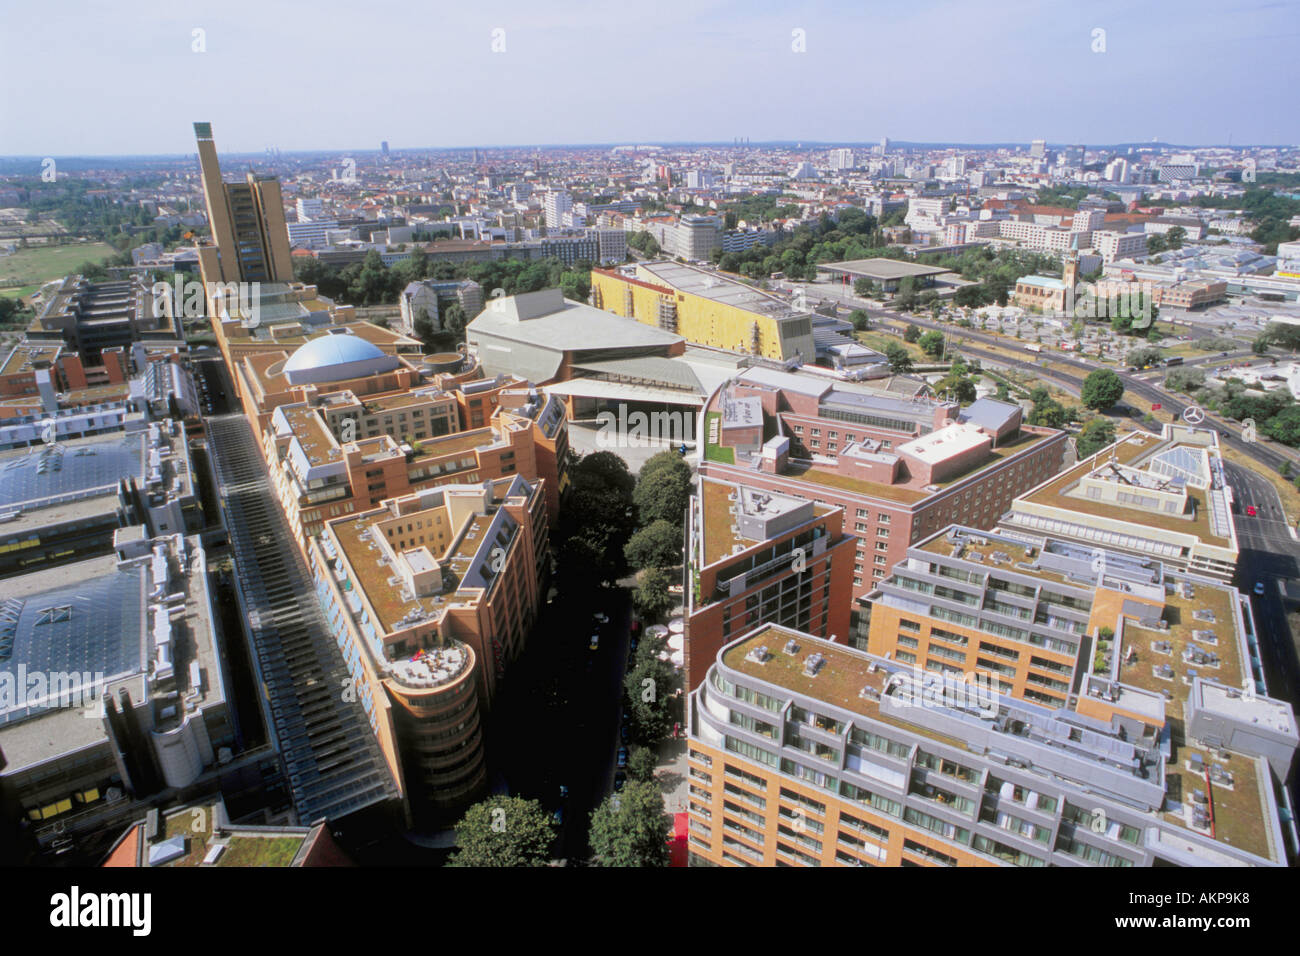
617, 747, 628, 769
593, 612, 609, 624
613, 772, 627, 792
1254, 582, 1266, 595
589, 634, 599, 651
1246, 505, 1257, 517
552, 808, 563, 825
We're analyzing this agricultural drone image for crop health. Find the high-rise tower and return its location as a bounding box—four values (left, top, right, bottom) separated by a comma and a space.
193, 122, 294, 286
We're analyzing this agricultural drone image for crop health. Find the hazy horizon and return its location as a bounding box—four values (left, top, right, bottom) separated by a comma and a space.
3, 0, 1298, 156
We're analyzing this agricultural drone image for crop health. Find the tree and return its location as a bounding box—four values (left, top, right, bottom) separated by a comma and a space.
848, 309, 869, 331
903, 323, 922, 343
918, 330, 945, 358
634, 452, 693, 527
1075, 418, 1117, 459
632, 567, 676, 621
1081, 368, 1124, 411
627, 747, 658, 783
1029, 396, 1068, 428
624, 520, 684, 570
624, 638, 676, 741
1126, 346, 1164, 368
853, 277, 873, 296
555, 451, 637, 589
447, 796, 555, 867
1165, 367, 1206, 394
1264, 406, 1300, 446
884, 342, 913, 374
937, 373, 976, 404
588, 781, 671, 867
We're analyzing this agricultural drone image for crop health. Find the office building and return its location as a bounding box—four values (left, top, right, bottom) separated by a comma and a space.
544, 190, 573, 229
193, 122, 294, 285
684, 476, 856, 693
670, 215, 723, 262
1, 531, 232, 855
1093, 230, 1149, 263
306, 474, 548, 825
999, 424, 1239, 580
699, 375, 1067, 613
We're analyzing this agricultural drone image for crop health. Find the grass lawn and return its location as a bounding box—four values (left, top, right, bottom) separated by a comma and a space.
854, 329, 927, 363
703, 412, 734, 464
0, 241, 119, 292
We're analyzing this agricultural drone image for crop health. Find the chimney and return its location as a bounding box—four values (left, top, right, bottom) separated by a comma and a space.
35, 369, 58, 414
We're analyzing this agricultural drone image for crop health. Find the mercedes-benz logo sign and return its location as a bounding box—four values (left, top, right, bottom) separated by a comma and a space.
1182, 405, 1205, 425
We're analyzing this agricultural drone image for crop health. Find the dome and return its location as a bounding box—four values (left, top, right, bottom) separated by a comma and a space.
281, 333, 402, 385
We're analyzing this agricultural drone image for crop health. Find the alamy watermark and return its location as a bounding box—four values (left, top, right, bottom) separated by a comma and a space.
151, 275, 261, 327
0, 666, 107, 718
1054, 280, 1156, 327
596, 404, 695, 448
883, 666, 1000, 719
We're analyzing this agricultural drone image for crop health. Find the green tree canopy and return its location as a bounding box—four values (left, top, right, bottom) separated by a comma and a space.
1075, 418, 1117, 459
624, 635, 677, 741
1081, 368, 1125, 411
918, 330, 945, 358
447, 796, 555, 867
634, 453, 693, 527
903, 323, 922, 343
588, 781, 671, 867
627, 747, 658, 783
632, 566, 676, 622
884, 342, 913, 374
625, 520, 684, 570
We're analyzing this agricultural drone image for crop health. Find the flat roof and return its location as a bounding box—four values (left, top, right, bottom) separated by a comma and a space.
637, 261, 811, 322
468, 288, 683, 352
0, 433, 144, 510
816, 258, 952, 280
1016, 430, 1232, 546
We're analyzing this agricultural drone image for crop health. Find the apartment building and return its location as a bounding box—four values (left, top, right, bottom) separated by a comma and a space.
305, 474, 548, 825
698, 371, 1067, 620
397, 279, 485, 335
670, 215, 723, 261
27, 274, 179, 360
686, 617, 1294, 867
1094, 230, 1149, 263
591, 261, 816, 362
684, 477, 856, 692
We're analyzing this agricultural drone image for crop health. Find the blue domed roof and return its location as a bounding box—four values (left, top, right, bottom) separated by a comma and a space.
282, 333, 402, 385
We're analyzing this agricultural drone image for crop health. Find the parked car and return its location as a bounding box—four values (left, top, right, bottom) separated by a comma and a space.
613, 772, 627, 792
1246, 505, 1257, 517
589, 634, 599, 651
594, 611, 610, 624
620, 724, 630, 743
617, 747, 629, 769
1254, 582, 1266, 595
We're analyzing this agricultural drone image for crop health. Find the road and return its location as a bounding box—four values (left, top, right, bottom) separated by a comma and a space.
809, 281, 1300, 479
483, 586, 632, 863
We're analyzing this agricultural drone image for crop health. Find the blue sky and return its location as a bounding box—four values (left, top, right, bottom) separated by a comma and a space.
2, 0, 1297, 155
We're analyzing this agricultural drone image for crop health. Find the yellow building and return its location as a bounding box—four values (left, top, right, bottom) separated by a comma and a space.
591, 261, 816, 362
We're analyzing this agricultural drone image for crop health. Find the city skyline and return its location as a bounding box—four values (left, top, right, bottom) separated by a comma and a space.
2, 0, 1298, 155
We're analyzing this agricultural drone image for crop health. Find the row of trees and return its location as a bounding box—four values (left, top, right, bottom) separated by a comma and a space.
712, 207, 902, 281
446, 785, 672, 867
292, 249, 593, 312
